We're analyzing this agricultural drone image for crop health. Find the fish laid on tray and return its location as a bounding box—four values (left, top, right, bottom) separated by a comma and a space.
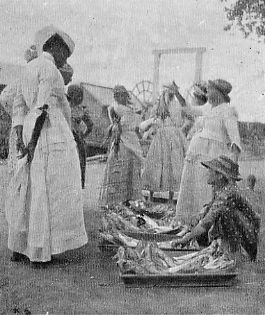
99, 201, 198, 250
114, 240, 236, 275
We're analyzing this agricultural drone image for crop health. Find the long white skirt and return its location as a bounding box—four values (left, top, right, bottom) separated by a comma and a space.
5, 111, 88, 262
175, 136, 233, 226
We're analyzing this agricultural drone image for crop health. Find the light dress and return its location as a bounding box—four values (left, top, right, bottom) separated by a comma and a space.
141, 96, 186, 193
175, 102, 241, 226
5, 52, 88, 262
99, 102, 143, 206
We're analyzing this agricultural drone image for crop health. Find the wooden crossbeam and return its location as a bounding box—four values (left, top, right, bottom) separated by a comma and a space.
152, 47, 206, 55
152, 47, 206, 103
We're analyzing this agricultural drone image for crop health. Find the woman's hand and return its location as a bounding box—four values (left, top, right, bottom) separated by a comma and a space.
171, 231, 193, 248
16, 137, 26, 154
171, 236, 188, 248
18, 142, 35, 163
15, 125, 26, 153
231, 143, 240, 163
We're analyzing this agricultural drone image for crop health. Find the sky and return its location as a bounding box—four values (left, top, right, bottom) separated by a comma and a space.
0, 0, 265, 121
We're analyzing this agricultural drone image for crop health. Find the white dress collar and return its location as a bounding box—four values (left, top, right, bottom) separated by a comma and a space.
42, 52, 56, 65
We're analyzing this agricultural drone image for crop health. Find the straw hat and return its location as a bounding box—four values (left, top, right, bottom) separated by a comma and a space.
34, 25, 75, 56
201, 155, 242, 181
208, 79, 232, 103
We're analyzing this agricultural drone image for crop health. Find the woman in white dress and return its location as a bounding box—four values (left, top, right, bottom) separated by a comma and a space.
99, 85, 143, 206
5, 26, 88, 266
174, 79, 241, 227
139, 86, 186, 203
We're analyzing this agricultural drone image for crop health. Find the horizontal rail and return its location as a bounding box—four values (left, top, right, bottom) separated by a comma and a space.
152, 47, 206, 55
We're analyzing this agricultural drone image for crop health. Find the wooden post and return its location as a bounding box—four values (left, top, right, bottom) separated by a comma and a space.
194, 50, 205, 83
152, 52, 161, 104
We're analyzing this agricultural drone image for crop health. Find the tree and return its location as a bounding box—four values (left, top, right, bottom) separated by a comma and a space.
221, 0, 265, 41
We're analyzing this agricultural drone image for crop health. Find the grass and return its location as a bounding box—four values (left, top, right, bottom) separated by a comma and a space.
0, 160, 265, 314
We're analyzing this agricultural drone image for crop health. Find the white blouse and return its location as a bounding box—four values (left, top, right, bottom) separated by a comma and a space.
198, 103, 241, 150
12, 52, 74, 147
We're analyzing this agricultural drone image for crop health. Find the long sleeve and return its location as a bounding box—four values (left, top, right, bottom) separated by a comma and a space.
12, 86, 28, 127
199, 200, 224, 231
61, 97, 72, 127
37, 59, 72, 127
223, 106, 242, 151
139, 117, 157, 132
36, 60, 60, 109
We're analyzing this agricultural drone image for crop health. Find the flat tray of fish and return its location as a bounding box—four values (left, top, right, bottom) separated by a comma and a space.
119, 270, 238, 287
116, 241, 238, 287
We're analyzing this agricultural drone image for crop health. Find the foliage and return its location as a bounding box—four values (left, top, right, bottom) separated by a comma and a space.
220, 0, 265, 41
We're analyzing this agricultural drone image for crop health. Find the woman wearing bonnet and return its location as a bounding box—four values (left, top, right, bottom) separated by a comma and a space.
5, 25, 88, 266
173, 79, 241, 229
99, 85, 143, 206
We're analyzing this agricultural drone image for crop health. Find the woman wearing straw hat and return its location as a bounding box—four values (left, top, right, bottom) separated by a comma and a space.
172, 155, 260, 264
99, 85, 143, 206
174, 79, 241, 228
5, 25, 88, 266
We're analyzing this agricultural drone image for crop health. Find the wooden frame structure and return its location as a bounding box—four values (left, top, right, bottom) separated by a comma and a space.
152, 47, 206, 102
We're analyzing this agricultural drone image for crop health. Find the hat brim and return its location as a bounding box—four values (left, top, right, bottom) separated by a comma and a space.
201, 160, 242, 181
35, 25, 75, 56
208, 80, 231, 103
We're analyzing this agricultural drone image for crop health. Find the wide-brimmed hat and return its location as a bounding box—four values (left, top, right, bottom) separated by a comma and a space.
208, 79, 232, 103
201, 155, 242, 181
34, 25, 75, 56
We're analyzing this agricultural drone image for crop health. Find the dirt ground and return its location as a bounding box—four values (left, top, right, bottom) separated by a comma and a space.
1, 160, 265, 314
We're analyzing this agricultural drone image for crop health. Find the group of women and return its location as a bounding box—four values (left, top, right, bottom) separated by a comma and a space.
100, 78, 242, 229
2, 24, 243, 267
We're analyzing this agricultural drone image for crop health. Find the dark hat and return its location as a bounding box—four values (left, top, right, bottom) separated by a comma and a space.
201, 155, 242, 181
208, 79, 232, 103
113, 85, 132, 104
113, 85, 130, 97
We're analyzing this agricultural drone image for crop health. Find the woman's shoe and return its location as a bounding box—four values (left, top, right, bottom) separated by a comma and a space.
10, 252, 28, 262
